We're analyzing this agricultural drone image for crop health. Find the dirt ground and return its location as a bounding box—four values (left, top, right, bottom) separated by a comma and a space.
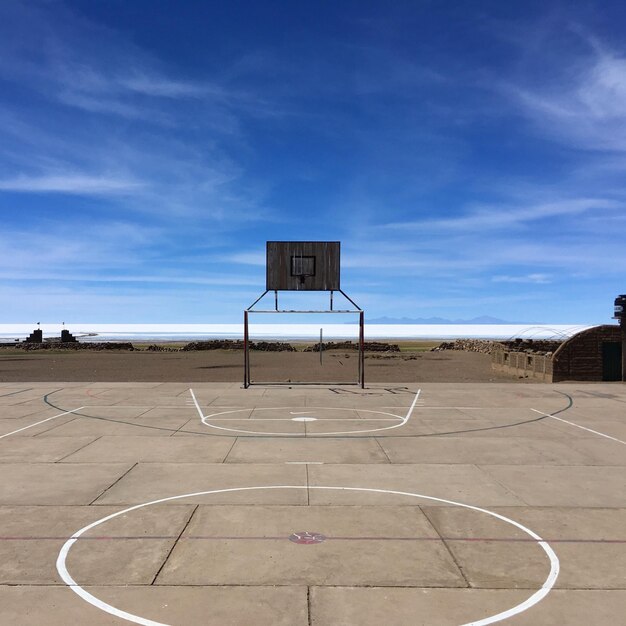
0, 347, 524, 383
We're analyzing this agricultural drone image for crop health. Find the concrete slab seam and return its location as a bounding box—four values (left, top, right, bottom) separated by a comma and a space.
56, 484, 559, 626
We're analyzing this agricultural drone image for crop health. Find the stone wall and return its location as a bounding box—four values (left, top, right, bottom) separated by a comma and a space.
304, 341, 400, 352
433, 339, 497, 354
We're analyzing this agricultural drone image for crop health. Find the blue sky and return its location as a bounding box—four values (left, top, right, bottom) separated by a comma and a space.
1, 1, 625, 324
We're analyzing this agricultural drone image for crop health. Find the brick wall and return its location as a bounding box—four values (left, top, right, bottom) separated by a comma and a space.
491, 324, 624, 382
552, 325, 622, 382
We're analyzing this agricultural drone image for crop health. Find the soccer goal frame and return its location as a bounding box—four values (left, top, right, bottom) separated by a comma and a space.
243, 289, 365, 388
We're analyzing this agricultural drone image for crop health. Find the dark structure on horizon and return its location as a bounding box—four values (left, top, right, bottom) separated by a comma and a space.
25, 328, 43, 343
23, 327, 78, 344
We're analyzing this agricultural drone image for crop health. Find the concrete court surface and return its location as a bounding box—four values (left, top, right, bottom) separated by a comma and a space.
0, 381, 625, 625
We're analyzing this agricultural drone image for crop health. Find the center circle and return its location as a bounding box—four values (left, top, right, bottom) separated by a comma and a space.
57, 486, 559, 626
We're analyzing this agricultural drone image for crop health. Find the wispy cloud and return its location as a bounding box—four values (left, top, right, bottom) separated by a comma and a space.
120, 74, 223, 99
383, 198, 622, 232
0, 271, 259, 287
503, 37, 626, 151
0, 0, 281, 228
0, 174, 145, 194
0, 3, 623, 324
227, 251, 266, 266
492, 273, 552, 284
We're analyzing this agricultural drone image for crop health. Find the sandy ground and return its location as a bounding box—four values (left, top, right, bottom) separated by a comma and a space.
0, 348, 523, 383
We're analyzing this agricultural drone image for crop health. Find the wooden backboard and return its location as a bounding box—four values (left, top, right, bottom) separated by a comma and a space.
266, 241, 340, 291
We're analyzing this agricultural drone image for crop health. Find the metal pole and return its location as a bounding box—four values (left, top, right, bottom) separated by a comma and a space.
247, 290, 269, 311
330, 290, 334, 311
274, 290, 278, 311
243, 310, 250, 388
619, 317, 626, 383
359, 310, 365, 388
338, 289, 362, 311
320, 328, 323, 365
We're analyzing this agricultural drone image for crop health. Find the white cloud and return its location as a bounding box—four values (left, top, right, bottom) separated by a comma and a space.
492, 274, 552, 284
505, 47, 626, 151
56, 91, 155, 120
0, 222, 159, 274
227, 251, 266, 266
0, 271, 259, 287
383, 198, 622, 232
0, 174, 144, 194
577, 55, 626, 118
120, 74, 220, 99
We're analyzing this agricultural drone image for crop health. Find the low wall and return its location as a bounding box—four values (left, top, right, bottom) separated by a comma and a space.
492, 348, 553, 381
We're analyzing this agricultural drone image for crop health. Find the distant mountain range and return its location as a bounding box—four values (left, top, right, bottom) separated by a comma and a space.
366, 316, 536, 325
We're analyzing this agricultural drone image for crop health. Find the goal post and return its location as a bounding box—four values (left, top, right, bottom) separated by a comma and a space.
243, 242, 364, 388
243, 308, 364, 387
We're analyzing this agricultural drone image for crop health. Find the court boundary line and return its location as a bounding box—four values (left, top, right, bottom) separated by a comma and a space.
0, 407, 84, 440
531, 408, 626, 445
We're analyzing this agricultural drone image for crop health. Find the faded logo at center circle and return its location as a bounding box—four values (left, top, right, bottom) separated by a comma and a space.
289, 531, 327, 544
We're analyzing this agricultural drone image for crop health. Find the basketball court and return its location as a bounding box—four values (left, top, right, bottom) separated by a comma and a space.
0, 381, 625, 625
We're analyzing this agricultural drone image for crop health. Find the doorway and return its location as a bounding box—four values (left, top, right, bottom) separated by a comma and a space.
602, 342, 622, 381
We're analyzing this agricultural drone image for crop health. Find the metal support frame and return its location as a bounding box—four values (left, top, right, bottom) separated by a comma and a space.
243, 290, 365, 388
243, 309, 251, 387
612, 295, 626, 382
619, 317, 626, 383
359, 310, 365, 388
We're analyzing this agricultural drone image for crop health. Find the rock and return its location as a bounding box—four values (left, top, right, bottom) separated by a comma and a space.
304, 341, 400, 352
181, 340, 295, 352
181, 340, 245, 351
432, 338, 563, 356
16, 342, 134, 351
432, 339, 496, 354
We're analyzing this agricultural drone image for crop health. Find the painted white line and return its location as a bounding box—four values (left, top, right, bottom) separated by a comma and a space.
57, 485, 559, 626
201, 406, 407, 436
291, 416, 317, 422
189, 389, 420, 436
82, 405, 248, 410
403, 389, 421, 423
531, 409, 626, 445
285, 461, 324, 464
81, 406, 195, 410
208, 417, 401, 422
381, 406, 487, 410
417, 406, 483, 410
188, 388, 204, 421
0, 407, 84, 440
